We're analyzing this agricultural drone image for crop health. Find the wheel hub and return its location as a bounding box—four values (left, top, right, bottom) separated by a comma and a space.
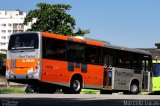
72, 80, 80, 91
131, 84, 138, 92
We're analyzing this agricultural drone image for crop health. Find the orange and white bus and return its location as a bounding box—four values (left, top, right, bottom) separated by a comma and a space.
6, 32, 152, 94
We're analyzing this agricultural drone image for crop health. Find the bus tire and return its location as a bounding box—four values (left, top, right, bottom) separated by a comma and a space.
100, 90, 112, 94
62, 78, 82, 94
70, 77, 82, 94
25, 85, 39, 93
130, 83, 139, 94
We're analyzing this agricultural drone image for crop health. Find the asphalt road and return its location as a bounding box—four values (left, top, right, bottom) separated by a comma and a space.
0, 94, 160, 106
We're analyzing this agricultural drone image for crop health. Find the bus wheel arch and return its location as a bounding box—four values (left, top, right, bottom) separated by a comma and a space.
130, 79, 140, 94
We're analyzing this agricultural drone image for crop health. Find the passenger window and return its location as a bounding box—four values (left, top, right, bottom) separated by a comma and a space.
86, 46, 102, 64
67, 42, 85, 62
131, 53, 142, 70
116, 51, 130, 68
43, 38, 66, 60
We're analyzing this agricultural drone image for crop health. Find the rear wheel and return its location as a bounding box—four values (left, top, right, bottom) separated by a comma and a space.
62, 78, 82, 94
130, 83, 139, 94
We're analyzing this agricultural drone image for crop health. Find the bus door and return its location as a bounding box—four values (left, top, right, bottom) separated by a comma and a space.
142, 56, 151, 92
103, 55, 113, 88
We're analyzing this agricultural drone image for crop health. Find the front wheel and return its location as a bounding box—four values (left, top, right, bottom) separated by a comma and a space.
62, 78, 82, 94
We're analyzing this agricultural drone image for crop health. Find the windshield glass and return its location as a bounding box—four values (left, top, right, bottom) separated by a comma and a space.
8, 33, 39, 50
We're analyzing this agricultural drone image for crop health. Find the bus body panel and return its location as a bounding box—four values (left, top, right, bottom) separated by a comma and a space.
41, 32, 104, 88
83, 64, 103, 89
41, 59, 70, 86
112, 68, 134, 90
105, 67, 152, 92
42, 58, 104, 88
111, 67, 142, 91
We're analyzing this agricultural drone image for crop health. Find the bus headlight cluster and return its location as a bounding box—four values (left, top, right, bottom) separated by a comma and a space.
33, 61, 40, 74
6, 70, 14, 79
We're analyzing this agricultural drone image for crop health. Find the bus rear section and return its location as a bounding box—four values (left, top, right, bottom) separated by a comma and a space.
101, 48, 152, 94
6, 32, 41, 84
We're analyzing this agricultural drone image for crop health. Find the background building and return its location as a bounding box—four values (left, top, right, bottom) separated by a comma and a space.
139, 43, 160, 61
0, 10, 32, 54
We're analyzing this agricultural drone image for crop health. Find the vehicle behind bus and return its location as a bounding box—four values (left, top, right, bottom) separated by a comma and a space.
152, 60, 160, 93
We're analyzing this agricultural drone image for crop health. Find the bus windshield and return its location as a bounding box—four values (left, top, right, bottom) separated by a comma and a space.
8, 33, 38, 50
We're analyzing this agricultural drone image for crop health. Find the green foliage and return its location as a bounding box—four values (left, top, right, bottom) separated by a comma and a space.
24, 3, 90, 36
0, 87, 25, 94
81, 89, 99, 94
0, 54, 6, 59
0, 54, 6, 72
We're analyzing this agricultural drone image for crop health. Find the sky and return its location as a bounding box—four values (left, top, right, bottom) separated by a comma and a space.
0, 0, 160, 48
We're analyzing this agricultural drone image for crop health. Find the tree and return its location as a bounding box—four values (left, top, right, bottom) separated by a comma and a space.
24, 3, 90, 36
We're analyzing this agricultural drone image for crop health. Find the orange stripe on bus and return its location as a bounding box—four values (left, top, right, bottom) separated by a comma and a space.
42, 32, 68, 40
86, 39, 103, 47
42, 32, 104, 47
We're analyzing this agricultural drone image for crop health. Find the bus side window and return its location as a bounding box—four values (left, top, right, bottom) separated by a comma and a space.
43, 37, 66, 60
130, 53, 142, 70
85, 45, 102, 64
116, 50, 130, 68
67, 42, 85, 62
